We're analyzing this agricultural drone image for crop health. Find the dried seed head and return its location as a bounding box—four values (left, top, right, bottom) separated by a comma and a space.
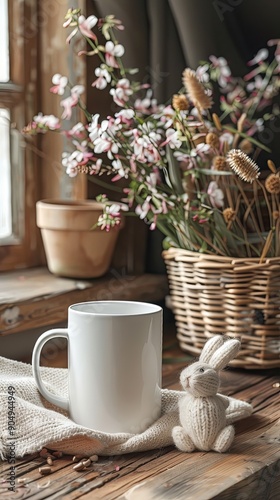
39, 466, 52, 475
226, 149, 260, 183
182, 68, 212, 111
239, 139, 253, 155
213, 155, 227, 171
72, 455, 85, 463
272, 210, 280, 220
212, 113, 222, 131
73, 462, 86, 472
223, 207, 236, 223
17, 478, 27, 485
172, 94, 189, 111
82, 458, 92, 468
77, 165, 89, 174
206, 132, 220, 149
267, 159, 277, 173
265, 173, 280, 194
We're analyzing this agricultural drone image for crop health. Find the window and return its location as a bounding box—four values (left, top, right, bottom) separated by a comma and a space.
0, 109, 12, 239
0, 3, 12, 240
0, 0, 9, 83
0, 0, 87, 272
0, 0, 40, 271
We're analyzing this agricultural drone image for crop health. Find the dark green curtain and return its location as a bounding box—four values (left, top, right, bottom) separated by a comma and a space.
90, 0, 280, 272
92, 0, 280, 88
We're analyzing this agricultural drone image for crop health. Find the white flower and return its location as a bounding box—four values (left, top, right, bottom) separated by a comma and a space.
146, 173, 158, 190
134, 89, 158, 114
107, 203, 121, 214
196, 64, 209, 83
156, 105, 175, 129
67, 122, 85, 137
33, 113, 60, 130
195, 143, 211, 154
248, 48, 269, 66
255, 118, 264, 132
88, 114, 101, 141
207, 181, 224, 208
112, 158, 126, 178
246, 75, 263, 92
62, 151, 83, 177
93, 67, 111, 89
165, 129, 182, 149
94, 135, 119, 159
51, 74, 68, 95
110, 78, 133, 106
79, 14, 98, 31
115, 109, 135, 124
135, 197, 152, 219
66, 15, 98, 43
219, 132, 233, 145
209, 56, 231, 88
105, 41, 125, 68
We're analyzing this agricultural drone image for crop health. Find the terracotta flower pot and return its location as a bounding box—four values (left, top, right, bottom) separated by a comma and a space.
36, 199, 123, 278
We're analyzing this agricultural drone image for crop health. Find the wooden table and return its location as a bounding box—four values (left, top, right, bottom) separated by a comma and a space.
1, 331, 279, 499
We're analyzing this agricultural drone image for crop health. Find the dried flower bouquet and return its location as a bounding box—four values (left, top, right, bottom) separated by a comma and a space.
24, 9, 280, 259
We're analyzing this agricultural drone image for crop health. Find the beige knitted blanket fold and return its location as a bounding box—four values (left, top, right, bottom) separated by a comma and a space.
0, 356, 253, 459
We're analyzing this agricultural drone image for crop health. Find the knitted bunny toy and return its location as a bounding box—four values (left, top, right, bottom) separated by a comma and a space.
172, 335, 241, 453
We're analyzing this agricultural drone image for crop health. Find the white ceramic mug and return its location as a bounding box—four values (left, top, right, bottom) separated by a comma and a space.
32, 300, 163, 434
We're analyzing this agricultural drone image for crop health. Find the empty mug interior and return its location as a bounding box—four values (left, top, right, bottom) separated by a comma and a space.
70, 301, 162, 315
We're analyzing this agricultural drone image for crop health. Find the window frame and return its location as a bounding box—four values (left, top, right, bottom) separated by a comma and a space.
0, 0, 87, 272
0, 0, 41, 271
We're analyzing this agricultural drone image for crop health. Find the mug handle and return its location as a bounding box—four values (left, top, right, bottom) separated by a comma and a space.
32, 329, 69, 411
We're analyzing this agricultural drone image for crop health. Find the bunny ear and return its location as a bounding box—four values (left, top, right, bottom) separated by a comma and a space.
199, 335, 224, 363
209, 338, 240, 370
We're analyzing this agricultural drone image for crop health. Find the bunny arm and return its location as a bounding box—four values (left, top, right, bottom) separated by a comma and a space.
217, 394, 230, 410
224, 395, 253, 423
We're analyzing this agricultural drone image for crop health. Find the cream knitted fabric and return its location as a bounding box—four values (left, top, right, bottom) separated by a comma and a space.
172, 336, 244, 453
0, 355, 252, 459
173, 393, 234, 452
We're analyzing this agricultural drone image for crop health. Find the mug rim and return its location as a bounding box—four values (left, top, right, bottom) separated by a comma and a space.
69, 300, 162, 316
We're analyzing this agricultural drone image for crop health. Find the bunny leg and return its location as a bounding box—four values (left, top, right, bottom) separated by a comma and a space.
212, 425, 235, 453
172, 426, 195, 452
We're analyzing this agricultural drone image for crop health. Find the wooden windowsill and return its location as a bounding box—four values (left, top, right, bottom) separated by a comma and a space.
0, 267, 168, 336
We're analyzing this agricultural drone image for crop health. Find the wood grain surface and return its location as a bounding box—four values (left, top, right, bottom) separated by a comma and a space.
0, 270, 168, 336
0, 330, 279, 499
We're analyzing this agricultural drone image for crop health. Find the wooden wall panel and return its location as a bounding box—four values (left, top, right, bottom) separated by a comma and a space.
39, 0, 86, 201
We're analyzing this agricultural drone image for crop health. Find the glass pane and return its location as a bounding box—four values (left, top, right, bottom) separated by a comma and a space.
0, 0, 9, 81
0, 109, 12, 238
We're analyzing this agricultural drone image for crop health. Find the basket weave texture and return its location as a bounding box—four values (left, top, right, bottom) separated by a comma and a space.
163, 248, 280, 369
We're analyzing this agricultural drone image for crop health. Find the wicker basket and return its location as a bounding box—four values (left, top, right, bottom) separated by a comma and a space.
163, 248, 280, 369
